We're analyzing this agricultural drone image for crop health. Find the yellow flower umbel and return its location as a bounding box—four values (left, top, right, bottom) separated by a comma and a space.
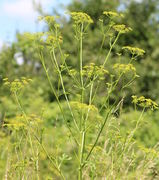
71, 101, 98, 113
68, 69, 78, 77
70, 12, 93, 25
38, 15, 61, 30
113, 24, 132, 34
103, 11, 124, 18
3, 77, 32, 94
38, 15, 55, 24
132, 95, 158, 110
3, 115, 26, 130
45, 33, 63, 48
24, 32, 44, 42
83, 63, 109, 80
113, 63, 136, 74
122, 46, 145, 56
24, 32, 44, 50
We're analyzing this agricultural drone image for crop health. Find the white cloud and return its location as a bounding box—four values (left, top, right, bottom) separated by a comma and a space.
2, 0, 52, 20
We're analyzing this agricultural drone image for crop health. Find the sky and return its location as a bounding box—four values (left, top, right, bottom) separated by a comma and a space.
0, 0, 71, 48
0, 0, 144, 49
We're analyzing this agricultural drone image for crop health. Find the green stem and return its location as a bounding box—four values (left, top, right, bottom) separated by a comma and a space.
39, 52, 63, 116
80, 24, 84, 89
79, 23, 84, 180
99, 57, 134, 112
116, 107, 146, 165
130, 107, 145, 140
34, 135, 65, 180
51, 49, 79, 131
99, 73, 123, 112
14, 92, 39, 178
83, 32, 120, 90
82, 105, 114, 168
85, 82, 94, 124
14, 93, 35, 155
79, 82, 94, 179
39, 52, 79, 146
58, 43, 81, 87
103, 32, 120, 67
96, 25, 111, 64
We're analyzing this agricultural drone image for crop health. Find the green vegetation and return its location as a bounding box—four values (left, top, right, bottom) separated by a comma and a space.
1, 0, 159, 179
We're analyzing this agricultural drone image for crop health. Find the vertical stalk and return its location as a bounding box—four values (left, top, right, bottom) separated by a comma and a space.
128, 107, 145, 142
51, 49, 79, 131
82, 109, 111, 168
99, 57, 134, 112
80, 24, 84, 90
96, 25, 111, 64
34, 135, 65, 180
79, 82, 94, 176
39, 52, 79, 146
14, 92, 35, 157
14, 92, 39, 179
103, 32, 120, 67
79, 23, 84, 180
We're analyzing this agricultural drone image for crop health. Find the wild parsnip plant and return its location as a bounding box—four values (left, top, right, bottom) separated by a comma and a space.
2, 11, 159, 179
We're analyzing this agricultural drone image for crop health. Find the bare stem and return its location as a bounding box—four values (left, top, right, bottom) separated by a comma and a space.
79, 23, 84, 180
51, 49, 79, 131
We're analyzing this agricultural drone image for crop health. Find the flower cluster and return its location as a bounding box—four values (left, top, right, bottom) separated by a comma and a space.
38, 16, 55, 24
132, 95, 158, 110
27, 114, 43, 125
139, 145, 158, 157
3, 114, 42, 130
23, 32, 45, 50
103, 11, 124, 18
68, 69, 77, 77
71, 101, 98, 112
70, 12, 93, 24
83, 63, 109, 80
113, 63, 136, 74
24, 32, 44, 42
3, 77, 32, 93
45, 33, 63, 48
113, 24, 132, 33
3, 115, 26, 130
24, 32, 63, 49
122, 46, 145, 56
